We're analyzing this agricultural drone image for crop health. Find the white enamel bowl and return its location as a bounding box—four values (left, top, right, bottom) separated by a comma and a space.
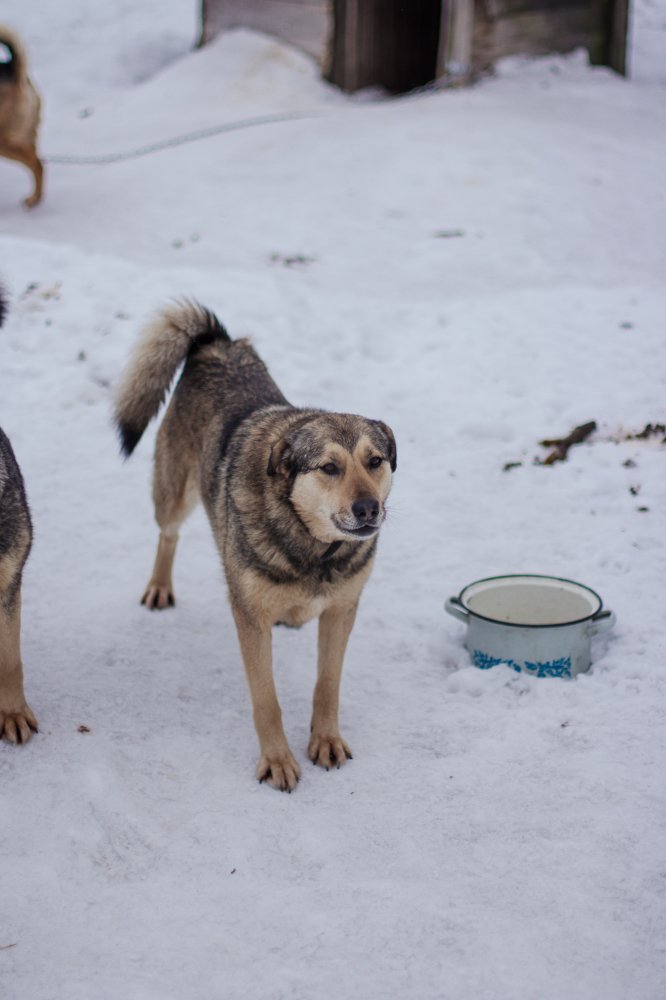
445, 574, 616, 678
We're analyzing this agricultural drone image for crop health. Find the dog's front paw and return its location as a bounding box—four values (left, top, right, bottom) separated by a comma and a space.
141, 585, 175, 610
257, 747, 301, 792
0, 702, 39, 745
308, 732, 353, 770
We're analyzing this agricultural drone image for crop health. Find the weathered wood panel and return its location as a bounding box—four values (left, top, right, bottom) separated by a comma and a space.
472, 0, 607, 71
443, 0, 627, 79
200, 0, 331, 62
441, 0, 476, 80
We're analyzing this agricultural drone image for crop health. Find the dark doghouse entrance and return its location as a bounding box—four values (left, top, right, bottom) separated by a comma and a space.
329, 0, 443, 94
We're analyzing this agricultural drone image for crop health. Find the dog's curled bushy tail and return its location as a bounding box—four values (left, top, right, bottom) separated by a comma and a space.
114, 300, 230, 456
0, 25, 30, 83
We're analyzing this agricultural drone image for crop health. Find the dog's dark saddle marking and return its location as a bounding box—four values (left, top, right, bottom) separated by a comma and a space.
217, 406, 258, 464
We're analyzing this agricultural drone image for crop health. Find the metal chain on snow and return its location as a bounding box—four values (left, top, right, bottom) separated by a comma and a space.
43, 110, 322, 165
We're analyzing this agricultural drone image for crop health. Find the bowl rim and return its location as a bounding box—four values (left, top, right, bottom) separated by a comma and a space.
457, 573, 604, 629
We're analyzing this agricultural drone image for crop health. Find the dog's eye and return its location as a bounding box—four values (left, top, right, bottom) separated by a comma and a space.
320, 462, 339, 476
368, 456, 383, 469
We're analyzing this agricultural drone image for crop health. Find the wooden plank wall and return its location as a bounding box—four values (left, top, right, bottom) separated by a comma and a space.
199, 0, 628, 88
200, 0, 331, 63
444, 0, 629, 78
471, 0, 607, 71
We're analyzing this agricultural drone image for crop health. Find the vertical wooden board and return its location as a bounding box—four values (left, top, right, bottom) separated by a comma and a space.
437, 0, 472, 81
608, 0, 629, 74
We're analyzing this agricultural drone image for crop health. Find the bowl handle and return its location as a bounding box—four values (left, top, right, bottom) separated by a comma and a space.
588, 609, 616, 636
445, 596, 469, 623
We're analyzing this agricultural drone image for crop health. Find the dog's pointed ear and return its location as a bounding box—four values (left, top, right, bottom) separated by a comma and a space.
267, 437, 292, 477
374, 420, 397, 472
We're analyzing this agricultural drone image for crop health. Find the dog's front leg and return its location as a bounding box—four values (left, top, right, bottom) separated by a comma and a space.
231, 604, 301, 792
309, 602, 357, 770
0, 593, 38, 744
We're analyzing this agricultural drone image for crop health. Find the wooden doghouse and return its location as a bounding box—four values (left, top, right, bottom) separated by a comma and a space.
199, 0, 628, 91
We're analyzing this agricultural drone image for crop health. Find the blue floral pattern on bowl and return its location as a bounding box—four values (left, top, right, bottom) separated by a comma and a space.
473, 650, 572, 678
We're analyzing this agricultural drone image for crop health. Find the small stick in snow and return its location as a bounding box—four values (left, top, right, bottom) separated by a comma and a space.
628, 422, 666, 441
538, 421, 597, 465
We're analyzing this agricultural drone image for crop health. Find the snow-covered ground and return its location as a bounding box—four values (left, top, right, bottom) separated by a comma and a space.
1, 3, 665, 998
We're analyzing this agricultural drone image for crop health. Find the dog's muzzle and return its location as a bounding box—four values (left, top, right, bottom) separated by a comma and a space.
333, 497, 383, 538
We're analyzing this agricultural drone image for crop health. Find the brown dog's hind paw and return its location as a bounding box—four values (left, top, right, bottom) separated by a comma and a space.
141, 585, 175, 610
308, 733, 353, 770
0, 706, 39, 745
256, 749, 301, 792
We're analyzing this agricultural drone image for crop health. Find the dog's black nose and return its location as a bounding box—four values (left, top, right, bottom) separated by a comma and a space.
352, 497, 380, 522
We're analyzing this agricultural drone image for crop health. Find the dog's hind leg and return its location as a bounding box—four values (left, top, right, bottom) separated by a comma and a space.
0, 567, 38, 744
142, 531, 180, 610
0, 143, 44, 208
142, 431, 199, 610
22, 147, 43, 208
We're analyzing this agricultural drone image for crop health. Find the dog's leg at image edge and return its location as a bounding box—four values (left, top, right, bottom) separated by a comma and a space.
0, 591, 37, 743
232, 605, 301, 792
309, 602, 357, 769
0, 143, 43, 208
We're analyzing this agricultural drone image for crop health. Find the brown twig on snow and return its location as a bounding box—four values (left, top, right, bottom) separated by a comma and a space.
627, 422, 666, 442
538, 421, 597, 465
